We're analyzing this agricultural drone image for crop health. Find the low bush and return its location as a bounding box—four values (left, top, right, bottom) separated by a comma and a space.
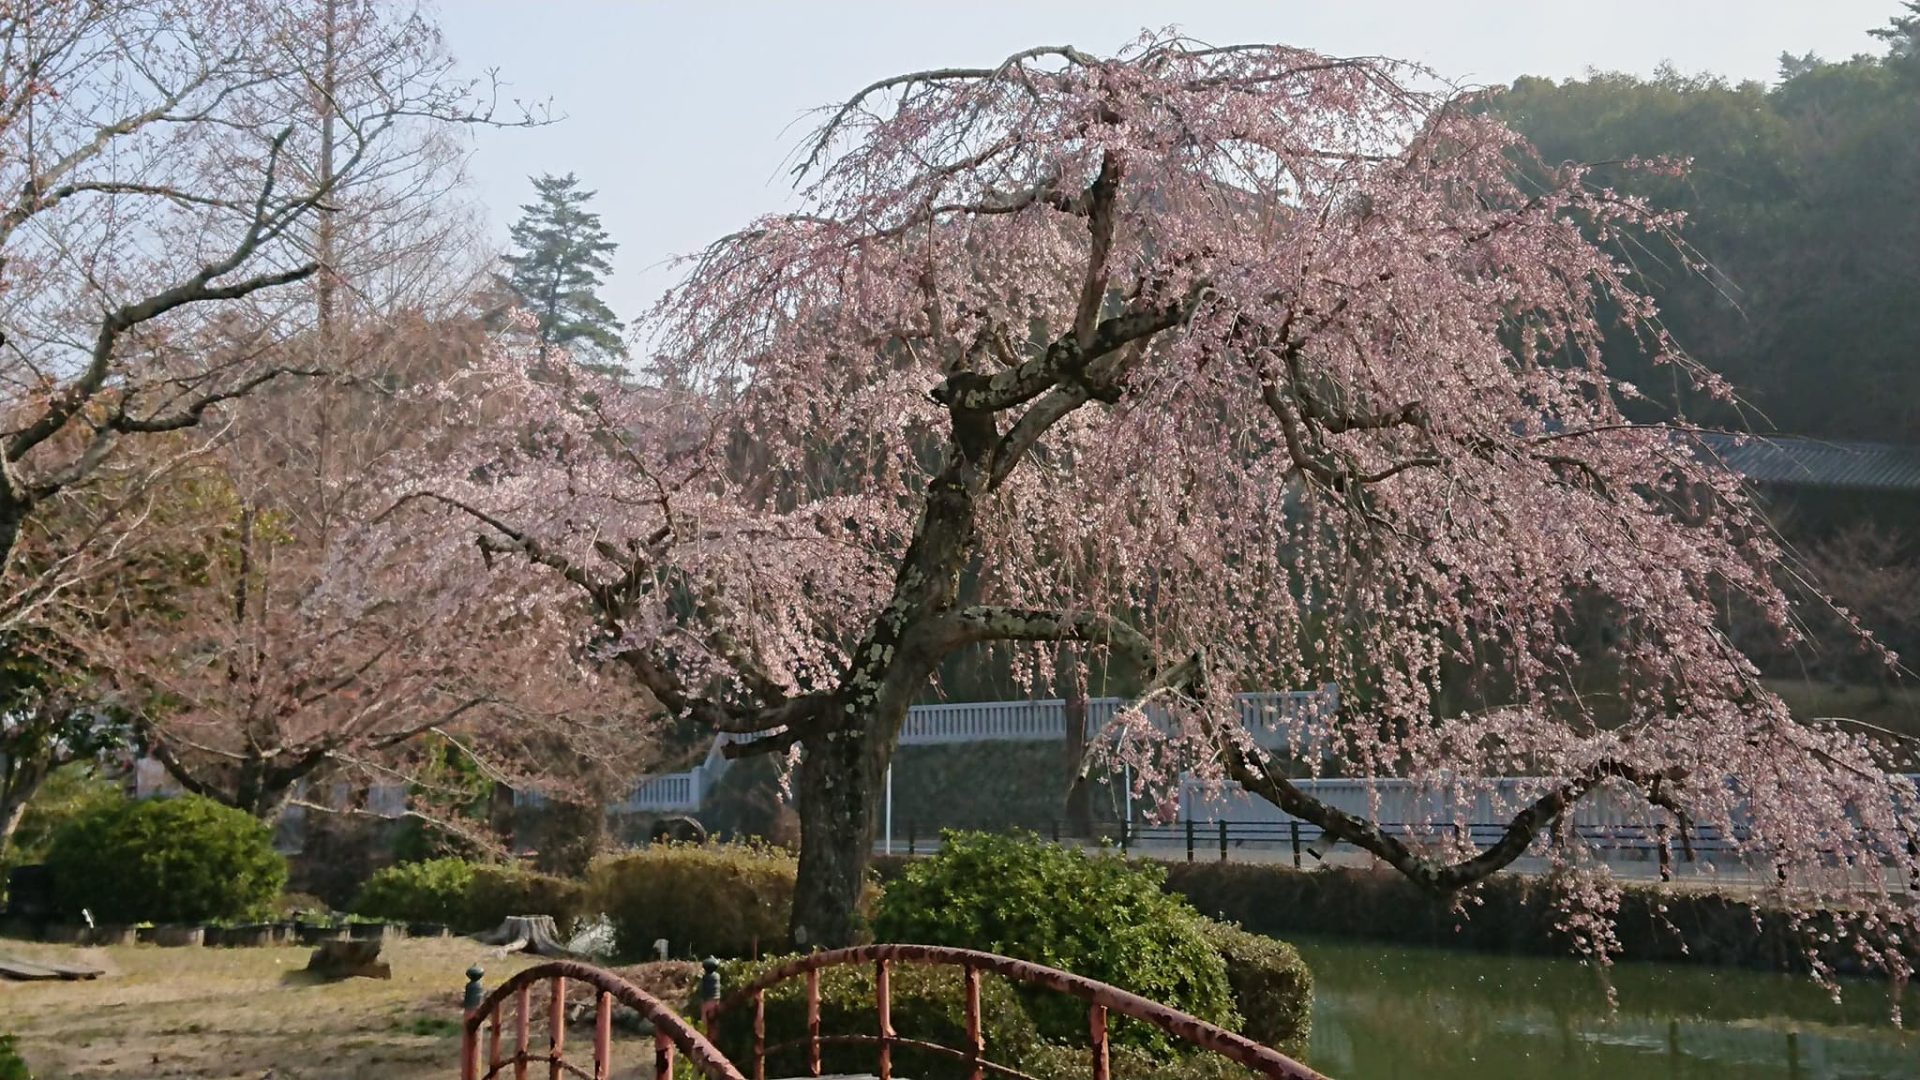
1200, 920, 1312, 1052
0, 1033, 28, 1080
45, 794, 285, 924
350, 858, 585, 933
872, 831, 1237, 1052
350, 858, 475, 926
713, 956, 1042, 1080
589, 842, 798, 959
465, 865, 587, 936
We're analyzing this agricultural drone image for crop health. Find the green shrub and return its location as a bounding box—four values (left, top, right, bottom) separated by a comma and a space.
350, 858, 584, 933
464, 865, 587, 936
0, 1033, 28, 1080
350, 858, 476, 925
1200, 920, 1312, 1052
45, 795, 285, 924
872, 831, 1237, 1051
589, 842, 797, 959
714, 956, 1042, 1080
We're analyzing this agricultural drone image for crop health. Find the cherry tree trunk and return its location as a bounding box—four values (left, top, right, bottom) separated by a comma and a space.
0, 758, 50, 859
790, 728, 886, 950
0, 490, 26, 584
0, 795, 31, 858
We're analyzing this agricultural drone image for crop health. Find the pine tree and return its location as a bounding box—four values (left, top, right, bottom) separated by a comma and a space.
500, 173, 626, 366
1869, 1, 1920, 57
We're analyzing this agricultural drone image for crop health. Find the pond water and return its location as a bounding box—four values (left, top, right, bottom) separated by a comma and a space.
1296, 938, 1920, 1079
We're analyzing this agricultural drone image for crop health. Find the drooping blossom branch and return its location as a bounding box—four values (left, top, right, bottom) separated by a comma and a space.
389, 33, 1918, 963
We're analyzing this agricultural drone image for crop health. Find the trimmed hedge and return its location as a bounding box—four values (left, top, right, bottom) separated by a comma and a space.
714, 956, 1043, 1080
351, 858, 474, 925
466, 865, 587, 936
1200, 920, 1312, 1052
589, 843, 798, 959
350, 858, 585, 934
873, 831, 1238, 1052
45, 795, 285, 924
1160, 862, 1919, 976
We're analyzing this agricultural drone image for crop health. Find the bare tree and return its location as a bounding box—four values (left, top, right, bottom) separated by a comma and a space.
0, 0, 530, 631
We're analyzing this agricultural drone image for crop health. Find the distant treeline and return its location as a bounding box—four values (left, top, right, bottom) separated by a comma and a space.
1488, 10, 1920, 445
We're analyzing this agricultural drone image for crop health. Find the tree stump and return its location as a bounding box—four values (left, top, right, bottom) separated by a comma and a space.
305, 939, 391, 980
474, 915, 576, 957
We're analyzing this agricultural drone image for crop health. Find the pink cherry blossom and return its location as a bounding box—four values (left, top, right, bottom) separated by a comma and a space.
389, 34, 1919, 968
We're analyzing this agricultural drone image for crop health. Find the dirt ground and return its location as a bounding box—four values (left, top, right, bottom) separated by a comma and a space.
0, 937, 692, 1080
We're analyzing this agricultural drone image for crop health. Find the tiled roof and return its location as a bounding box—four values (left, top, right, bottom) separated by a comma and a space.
1698, 432, 1920, 493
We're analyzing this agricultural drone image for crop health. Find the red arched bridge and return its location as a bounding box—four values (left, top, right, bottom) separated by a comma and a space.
458, 943, 1327, 1079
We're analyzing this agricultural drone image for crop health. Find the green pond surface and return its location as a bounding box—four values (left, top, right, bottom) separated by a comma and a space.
1295, 938, 1920, 1079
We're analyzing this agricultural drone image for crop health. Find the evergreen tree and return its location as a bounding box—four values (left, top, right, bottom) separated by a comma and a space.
500, 173, 626, 366
1869, 1, 1920, 60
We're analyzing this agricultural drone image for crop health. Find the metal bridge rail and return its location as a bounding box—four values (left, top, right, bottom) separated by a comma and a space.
459, 961, 746, 1080
702, 942, 1327, 1080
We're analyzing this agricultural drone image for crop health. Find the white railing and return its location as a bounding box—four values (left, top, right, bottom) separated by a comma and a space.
902, 699, 1072, 744
599, 686, 1340, 814
125, 686, 1343, 821
606, 727, 778, 814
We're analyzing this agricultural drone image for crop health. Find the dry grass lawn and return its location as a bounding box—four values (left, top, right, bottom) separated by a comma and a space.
0, 937, 694, 1079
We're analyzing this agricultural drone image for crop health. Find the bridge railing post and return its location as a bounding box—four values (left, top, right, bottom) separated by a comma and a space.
1089, 1002, 1110, 1080
963, 965, 983, 1080
807, 967, 822, 1077
548, 976, 567, 1080
876, 958, 894, 1080
1185, 818, 1195, 862
461, 966, 484, 1080
594, 990, 612, 1080
1218, 820, 1228, 862
514, 983, 531, 1080
700, 957, 722, 1042
1290, 821, 1301, 868
653, 1029, 676, 1080
753, 989, 766, 1080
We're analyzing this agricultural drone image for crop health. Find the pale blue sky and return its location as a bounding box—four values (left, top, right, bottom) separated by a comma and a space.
435, 1, 1898, 319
